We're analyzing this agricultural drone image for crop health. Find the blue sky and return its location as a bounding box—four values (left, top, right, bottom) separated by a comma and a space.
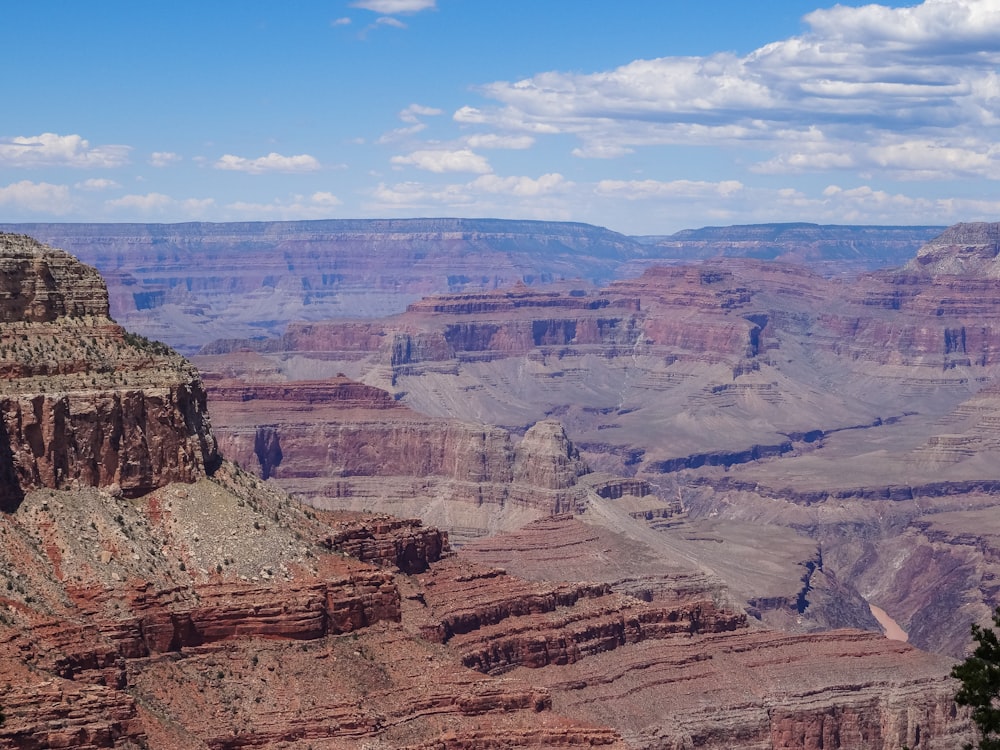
2, 0, 1000, 234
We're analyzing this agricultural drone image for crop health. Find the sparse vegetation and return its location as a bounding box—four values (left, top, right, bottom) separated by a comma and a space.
953, 606, 1000, 750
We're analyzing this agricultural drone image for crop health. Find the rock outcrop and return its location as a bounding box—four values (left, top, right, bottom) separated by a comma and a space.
906, 222, 1000, 277
0, 234, 218, 507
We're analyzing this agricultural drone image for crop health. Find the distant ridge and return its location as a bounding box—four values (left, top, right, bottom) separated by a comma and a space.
634, 222, 945, 266
1, 218, 946, 352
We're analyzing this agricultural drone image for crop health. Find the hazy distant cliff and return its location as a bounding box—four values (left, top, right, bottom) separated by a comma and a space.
2, 219, 940, 352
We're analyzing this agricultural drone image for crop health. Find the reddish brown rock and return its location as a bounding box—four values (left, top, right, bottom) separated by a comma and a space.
0, 234, 218, 506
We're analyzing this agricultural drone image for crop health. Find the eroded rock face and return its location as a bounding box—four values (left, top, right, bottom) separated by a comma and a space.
906, 222, 1000, 277
0, 232, 109, 322
0, 234, 218, 506
200, 370, 596, 543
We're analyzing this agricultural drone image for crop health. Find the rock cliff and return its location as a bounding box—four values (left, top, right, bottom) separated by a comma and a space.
202, 368, 595, 544
0, 234, 218, 508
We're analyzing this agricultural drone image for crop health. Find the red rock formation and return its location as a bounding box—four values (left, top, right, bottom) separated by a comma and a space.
0, 234, 218, 506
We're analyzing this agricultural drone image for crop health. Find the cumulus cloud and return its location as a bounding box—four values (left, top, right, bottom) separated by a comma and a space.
458, 0, 1000, 181
376, 16, 406, 28
804, 0, 1000, 51
0, 133, 130, 168
75, 178, 120, 191
214, 152, 321, 173
351, 0, 435, 13
464, 133, 535, 150
106, 193, 214, 216
149, 151, 181, 167
0, 180, 72, 213
391, 148, 492, 173
223, 191, 342, 220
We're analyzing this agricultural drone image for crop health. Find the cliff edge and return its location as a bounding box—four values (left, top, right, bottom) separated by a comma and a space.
0, 233, 218, 509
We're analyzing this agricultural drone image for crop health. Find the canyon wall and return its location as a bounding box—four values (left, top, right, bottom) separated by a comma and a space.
0, 220, 938, 353
0, 234, 218, 507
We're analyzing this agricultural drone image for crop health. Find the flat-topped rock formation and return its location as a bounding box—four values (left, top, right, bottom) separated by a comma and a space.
906, 222, 1000, 277
0, 233, 218, 507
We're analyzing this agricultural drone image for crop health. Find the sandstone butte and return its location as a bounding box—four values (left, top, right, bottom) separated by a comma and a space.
0, 234, 977, 747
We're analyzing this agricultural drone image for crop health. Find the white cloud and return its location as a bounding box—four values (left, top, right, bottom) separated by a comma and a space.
106, 193, 174, 212
572, 143, 634, 159
377, 104, 443, 143
595, 179, 744, 200
223, 191, 342, 220
351, 0, 435, 13
214, 152, 321, 174
464, 133, 535, 150
391, 148, 492, 173
0, 133, 130, 168
455, 0, 1000, 181
106, 193, 214, 216
367, 172, 574, 224
377, 124, 427, 144
75, 178, 120, 191
0, 181, 72, 213
149, 151, 181, 167
454, 106, 487, 124
471, 173, 568, 197
331, 17, 352, 26
400, 103, 443, 123
376, 16, 406, 28
805, 0, 1000, 51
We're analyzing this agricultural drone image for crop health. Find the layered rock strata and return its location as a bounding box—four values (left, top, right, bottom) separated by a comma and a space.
203, 367, 595, 543
0, 220, 940, 353
192, 223, 1000, 655
0, 234, 218, 508
0, 231, 975, 748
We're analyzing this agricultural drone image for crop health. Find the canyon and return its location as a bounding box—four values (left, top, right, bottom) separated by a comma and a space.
0, 219, 942, 353
188, 222, 1000, 660
0, 225, 989, 749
